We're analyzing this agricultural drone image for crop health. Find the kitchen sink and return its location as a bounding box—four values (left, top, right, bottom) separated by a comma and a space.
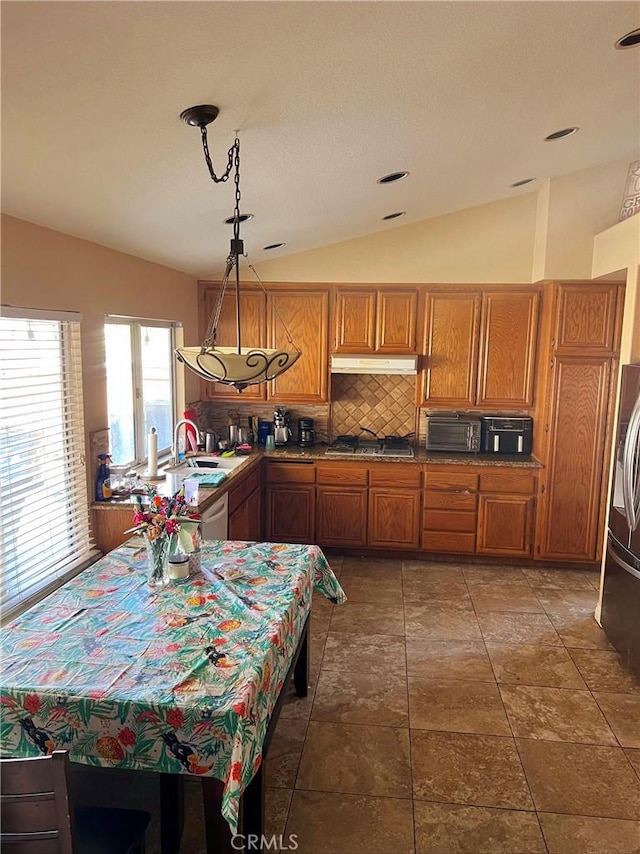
164, 455, 248, 474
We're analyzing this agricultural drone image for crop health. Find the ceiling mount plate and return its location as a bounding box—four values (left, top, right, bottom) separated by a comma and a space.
179, 104, 220, 128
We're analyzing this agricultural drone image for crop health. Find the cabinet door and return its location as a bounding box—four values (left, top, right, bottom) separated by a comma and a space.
421, 292, 480, 406
228, 487, 261, 542
267, 290, 329, 403
317, 486, 368, 546
476, 290, 539, 408
554, 283, 620, 354
265, 484, 315, 544
201, 288, 266, 401
536, 355, 612, 562
375, 290, 418, 353
477, 495, 534, 557
91, 508, 133, 554
334, 290, 376, 353
369, 489, 420, 549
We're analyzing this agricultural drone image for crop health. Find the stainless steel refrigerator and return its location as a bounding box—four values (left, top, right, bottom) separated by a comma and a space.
601, 363, 640, 678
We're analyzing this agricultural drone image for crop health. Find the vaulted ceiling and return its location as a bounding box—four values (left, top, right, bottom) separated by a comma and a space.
2, 1, 639, 277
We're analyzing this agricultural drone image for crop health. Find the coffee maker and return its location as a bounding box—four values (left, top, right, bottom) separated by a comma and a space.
298, 418, 316, 447
273, 408, 291, 446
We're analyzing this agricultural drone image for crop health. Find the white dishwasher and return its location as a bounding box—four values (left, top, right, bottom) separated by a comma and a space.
200, 492, 228, 540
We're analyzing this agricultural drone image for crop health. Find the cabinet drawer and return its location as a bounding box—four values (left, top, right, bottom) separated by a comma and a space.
479, 471, 536, 495
424, 471, 478, 492
227, 465, 261, 516
369, 465, 421, 488
422, 530, 476, 553
424, 491, 477, 511
316, 463, 369, 486
424, 509, 477, 532
265, 462, 316, 484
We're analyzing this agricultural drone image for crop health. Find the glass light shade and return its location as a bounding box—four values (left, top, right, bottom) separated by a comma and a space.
175, 345, 301, 391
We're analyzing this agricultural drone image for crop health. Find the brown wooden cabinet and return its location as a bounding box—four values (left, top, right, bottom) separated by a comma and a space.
200, 287, 266, 401
553, 282, 621, 354
422, 469, 478, 553
536, 354, 614, 562
477, 290, 540, 407
264, 461, 316, 543
91, 507, 133, 554
333, 288, 418, 353
368, 464, 421, 549
421, 291, 480, 406
420, 286, 540, 409
535, 282, 623, 564
267, 289, 329, 403
316, 463, 368, 547
228, 464, 262, 541
476, 471, 536, 557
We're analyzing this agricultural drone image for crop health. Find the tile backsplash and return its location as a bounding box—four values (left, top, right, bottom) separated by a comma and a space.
330, 374, 417, 439
194, 374, 419, 445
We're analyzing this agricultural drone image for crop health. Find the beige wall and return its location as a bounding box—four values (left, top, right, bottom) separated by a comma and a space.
0, 215, 199, 440
251, 193, 538, 283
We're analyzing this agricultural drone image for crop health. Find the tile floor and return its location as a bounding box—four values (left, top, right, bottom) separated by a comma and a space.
73, 556, 640, 853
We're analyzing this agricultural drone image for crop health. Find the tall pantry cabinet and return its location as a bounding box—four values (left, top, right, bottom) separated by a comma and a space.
535, 282, 624, 563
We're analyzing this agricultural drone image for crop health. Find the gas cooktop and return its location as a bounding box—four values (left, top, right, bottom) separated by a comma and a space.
325, 435, 415, 458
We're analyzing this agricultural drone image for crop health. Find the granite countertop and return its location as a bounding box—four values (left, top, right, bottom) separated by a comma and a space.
92, 444, 542, 515
262, 445, 543, 468
91, 453, 261, 514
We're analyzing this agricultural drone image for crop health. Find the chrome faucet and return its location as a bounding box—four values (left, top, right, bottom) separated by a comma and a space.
171, 418, 199, 467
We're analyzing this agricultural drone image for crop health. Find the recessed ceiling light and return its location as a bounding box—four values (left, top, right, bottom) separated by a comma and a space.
382, 211, 406, 220
510, 178, 536, 187
544, 128, 579, 141
223, 213, 254, 224
615, 28, 640, 49
263, 243, 286, 250
377, 171, 409, 185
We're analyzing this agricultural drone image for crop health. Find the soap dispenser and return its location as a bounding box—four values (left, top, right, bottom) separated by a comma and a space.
95, 453, 113, 501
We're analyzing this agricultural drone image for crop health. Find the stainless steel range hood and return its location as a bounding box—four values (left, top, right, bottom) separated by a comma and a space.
330, 354, 418, 375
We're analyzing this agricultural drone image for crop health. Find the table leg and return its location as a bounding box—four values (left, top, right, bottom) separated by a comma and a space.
160, 773, 184, 854
293, 620, 309, 697
202, 777, 234, 854
242, 761, 264, 843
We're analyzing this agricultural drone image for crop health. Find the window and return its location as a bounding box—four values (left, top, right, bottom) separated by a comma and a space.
104, 318, 177, 466
0, 308, 97, 619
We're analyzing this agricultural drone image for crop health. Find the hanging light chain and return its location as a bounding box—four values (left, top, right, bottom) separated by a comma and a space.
200, 126, 237, 185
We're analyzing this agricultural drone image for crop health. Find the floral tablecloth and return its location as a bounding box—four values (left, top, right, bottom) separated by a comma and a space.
0, 539, 345, 832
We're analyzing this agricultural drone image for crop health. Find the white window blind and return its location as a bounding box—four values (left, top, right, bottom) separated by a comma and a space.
0, 309, 97, 620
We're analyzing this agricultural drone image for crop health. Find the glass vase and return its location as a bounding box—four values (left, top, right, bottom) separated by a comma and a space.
146, 535, 170, 587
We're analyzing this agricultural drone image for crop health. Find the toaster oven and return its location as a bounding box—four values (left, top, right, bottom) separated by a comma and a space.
425, 414, 481, 453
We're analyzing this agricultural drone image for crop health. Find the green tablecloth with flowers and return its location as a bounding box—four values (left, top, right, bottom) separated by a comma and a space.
0, 539, 345, 832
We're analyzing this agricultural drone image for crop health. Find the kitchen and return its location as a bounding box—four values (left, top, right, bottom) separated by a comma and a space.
2, 2, 640, 853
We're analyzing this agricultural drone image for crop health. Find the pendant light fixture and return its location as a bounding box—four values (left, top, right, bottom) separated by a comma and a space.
175, 105, 301, 392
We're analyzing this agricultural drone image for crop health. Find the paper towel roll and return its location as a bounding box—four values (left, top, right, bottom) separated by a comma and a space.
148, 428, 158, 477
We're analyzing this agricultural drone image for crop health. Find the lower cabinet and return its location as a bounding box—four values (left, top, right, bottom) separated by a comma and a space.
228, 464, 262, 541
368, 465, 421, 549
317, 486, 368, 546
91, 506, 133, 554
316, 462, 368, 548
369, 489, 420, 549
423, 470, 478, 553
477, 494, 535, 557
477, 471, 537, 557
264, 461, 316, 544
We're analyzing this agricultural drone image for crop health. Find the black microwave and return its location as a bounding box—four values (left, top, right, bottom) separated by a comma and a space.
425, 414, 481, 453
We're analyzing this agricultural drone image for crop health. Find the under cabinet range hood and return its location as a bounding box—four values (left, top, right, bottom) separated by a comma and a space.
330, 354, 418, 375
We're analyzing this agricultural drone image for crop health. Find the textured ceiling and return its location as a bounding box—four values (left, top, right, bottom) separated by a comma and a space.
2, 1, 639, 277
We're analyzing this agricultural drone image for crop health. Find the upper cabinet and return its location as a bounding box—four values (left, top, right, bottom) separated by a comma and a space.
420, 287, 540, 409
200, 286, 266, 402
267, 288, 330, 403
333, 288, 418, 353
477, 290, 540, 407
553, 282, 622, 355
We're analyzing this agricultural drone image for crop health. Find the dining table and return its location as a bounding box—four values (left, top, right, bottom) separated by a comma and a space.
0, 537, 345, 852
